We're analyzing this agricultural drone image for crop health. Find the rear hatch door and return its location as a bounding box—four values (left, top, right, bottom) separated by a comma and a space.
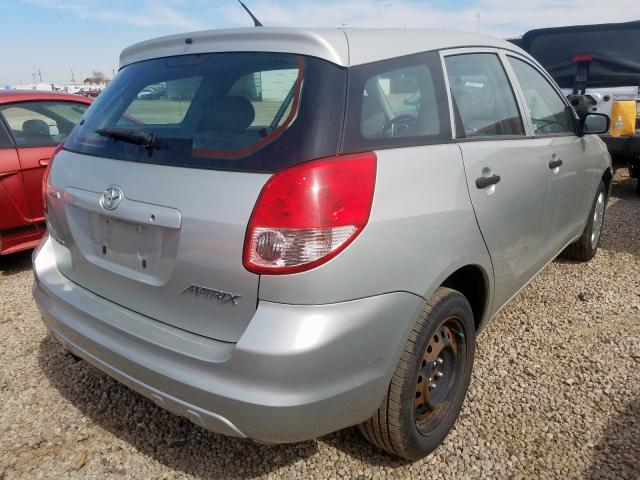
48, 151, 265, 342
45, 51, 346, 342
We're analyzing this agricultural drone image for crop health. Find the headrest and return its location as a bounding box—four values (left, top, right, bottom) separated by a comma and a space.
202, 96, 255, 134
23, 119, 50, 136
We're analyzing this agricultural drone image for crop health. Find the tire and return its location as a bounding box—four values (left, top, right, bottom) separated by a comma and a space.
628, 160, 640, 196
359, 287, 475, 460
561, 180, 607, 262
629, 158, 639, 179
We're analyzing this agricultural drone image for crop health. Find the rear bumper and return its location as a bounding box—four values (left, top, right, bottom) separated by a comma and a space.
33, 235, 423, 443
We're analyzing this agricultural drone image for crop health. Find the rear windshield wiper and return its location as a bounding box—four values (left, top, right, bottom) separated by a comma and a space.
95, 127, 166, 156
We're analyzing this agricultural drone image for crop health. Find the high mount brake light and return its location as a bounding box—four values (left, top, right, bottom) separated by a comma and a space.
243, 152, 377, 275
572, 54, 593, 63
43, 143, 65, 212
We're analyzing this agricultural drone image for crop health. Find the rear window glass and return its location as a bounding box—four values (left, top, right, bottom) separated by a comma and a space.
119, 77, 203, 125
343, 51, 451, 152
65, 52, 345, 173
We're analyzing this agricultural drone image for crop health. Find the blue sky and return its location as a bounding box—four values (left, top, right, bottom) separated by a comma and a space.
0, 0, 637, 86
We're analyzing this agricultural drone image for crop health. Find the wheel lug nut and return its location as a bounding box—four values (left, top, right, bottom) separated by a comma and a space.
437, 357, 443, 364
429, 383, 437, 389
436, 371, 444, 377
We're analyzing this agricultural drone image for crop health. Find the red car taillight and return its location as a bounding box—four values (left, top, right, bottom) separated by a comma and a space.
43, 143, 65, 212
243, 152, 377, 275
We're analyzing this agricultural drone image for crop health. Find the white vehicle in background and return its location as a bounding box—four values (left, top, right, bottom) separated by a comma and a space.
137, 83, 166, 100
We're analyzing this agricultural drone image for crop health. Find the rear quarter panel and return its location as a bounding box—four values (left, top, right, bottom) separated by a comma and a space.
259, 143, 494, 318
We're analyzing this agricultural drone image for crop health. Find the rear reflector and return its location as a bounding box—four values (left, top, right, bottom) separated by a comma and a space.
243, 152, 377, 274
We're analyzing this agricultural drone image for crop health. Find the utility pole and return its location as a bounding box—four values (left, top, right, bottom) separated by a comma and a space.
37, 69, 43, 82
476, 12, 480, 33
71, 70, 75, 83
32, 73, 37, 83
112, 68, 115, 78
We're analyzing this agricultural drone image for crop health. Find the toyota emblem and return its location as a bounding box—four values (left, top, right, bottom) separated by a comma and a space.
100, 185, 124, 211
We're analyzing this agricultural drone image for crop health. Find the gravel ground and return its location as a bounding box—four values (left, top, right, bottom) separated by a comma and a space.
1, 169, 638, 480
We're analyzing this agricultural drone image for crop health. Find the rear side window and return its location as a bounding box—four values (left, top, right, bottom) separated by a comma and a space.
343, 51, 451, 152
445, 53, 524, 138
507, 57, 575, 135
65, 53, 345, 173
0, 101, 89, 148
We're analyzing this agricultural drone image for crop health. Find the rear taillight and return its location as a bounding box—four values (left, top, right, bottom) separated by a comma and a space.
243, 152, 377, 274
43, 143, 65, 212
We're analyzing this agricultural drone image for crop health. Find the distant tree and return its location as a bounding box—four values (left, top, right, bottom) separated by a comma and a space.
83, 70, 109, 85
92, 70, 107, 82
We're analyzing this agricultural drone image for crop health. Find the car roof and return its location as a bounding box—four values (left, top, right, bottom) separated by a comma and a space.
120, 27, 531, 68
0, 90, 92, 105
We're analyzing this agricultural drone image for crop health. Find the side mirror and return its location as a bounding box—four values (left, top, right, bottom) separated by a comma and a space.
581, 113, 610, 135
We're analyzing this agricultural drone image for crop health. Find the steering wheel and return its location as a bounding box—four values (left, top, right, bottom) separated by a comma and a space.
380, 114, 418, 137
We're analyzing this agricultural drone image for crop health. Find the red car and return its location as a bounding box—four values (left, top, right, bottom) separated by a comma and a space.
0, 91, 92, 255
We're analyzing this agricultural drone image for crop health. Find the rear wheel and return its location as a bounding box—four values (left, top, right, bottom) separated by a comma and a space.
359, 288, 475, 460
561, 180, 607, 261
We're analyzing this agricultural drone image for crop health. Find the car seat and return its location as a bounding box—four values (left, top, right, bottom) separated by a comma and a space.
198, 95, 257, 151
22, 119, 51, 145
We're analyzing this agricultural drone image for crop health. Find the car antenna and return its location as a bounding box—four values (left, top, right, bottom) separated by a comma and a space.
237, 0, 263, 27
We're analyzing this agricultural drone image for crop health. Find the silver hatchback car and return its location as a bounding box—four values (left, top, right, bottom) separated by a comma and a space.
33, 27, 612, 460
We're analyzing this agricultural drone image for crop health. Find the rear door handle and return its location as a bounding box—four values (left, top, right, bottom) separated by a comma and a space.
549, 159, 563, 169
475, 174, 501, 189
39, 158, 51, 167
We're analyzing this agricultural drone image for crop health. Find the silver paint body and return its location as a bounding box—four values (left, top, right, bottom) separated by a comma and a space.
33, 28, 611, 442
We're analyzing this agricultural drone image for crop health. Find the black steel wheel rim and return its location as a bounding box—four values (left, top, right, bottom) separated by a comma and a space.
414, 316, 467, 436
